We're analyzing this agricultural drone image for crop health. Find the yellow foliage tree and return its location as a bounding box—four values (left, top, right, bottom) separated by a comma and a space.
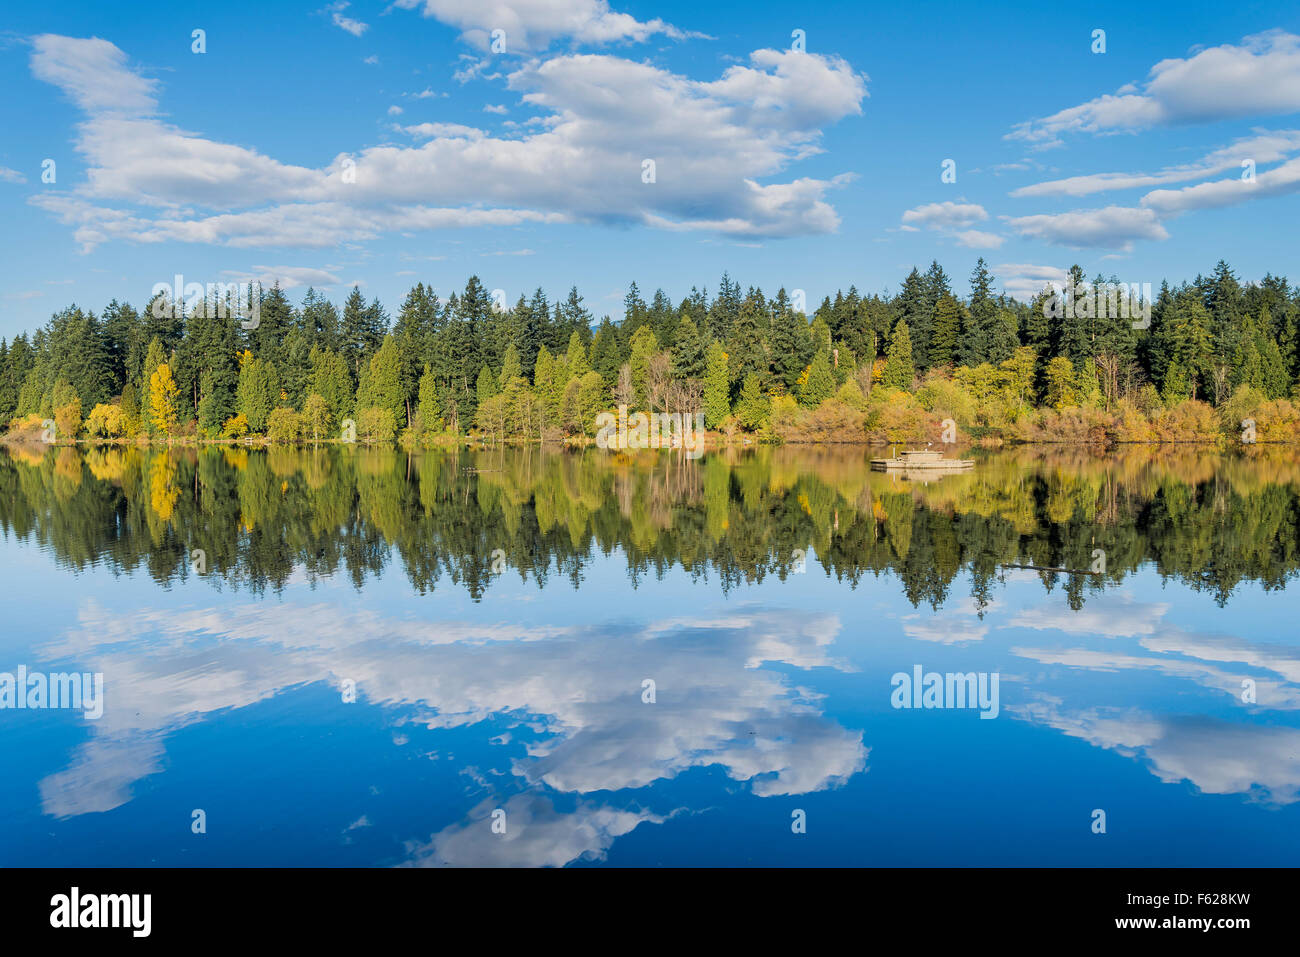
149, 363, 180, 435
85, 403, 128, 438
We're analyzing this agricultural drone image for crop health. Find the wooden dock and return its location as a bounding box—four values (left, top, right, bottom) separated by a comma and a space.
870, 449, 974, 472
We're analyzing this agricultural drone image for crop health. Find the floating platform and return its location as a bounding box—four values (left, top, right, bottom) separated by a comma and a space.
870, 449, 974, 472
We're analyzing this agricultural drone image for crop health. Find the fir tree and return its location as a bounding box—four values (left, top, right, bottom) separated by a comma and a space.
801, 352, 835, 407
929, 295, 961, 368
703, 341, 730, 427
883, 320, 915, 390
672, 315, 707, 380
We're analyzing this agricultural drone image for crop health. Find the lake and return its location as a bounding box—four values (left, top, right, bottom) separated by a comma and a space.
1, 443, 1298, 866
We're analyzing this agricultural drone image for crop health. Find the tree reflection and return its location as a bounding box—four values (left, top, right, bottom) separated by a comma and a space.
1, 444, 1296, 609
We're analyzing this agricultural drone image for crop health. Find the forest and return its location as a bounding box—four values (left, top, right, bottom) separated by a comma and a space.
2, 258, 1298, 447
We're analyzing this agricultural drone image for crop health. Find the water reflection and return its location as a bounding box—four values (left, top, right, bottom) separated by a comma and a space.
3, 444, 1300, 865
3, 443, 1299, 608
35, 599, 866, 862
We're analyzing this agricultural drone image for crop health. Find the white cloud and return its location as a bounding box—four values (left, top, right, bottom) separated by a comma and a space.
1141, 155, 1300, 215
900, 201, 987, 229
953, 229, 1004, 249
0, 166, 26, 184
30, 34, 157, 115
28, 37, 868, 249
391, 0, 692, 51
1009, 31, 1300, 144
899, 201, 1002, 248
1012, 129, 1300, 198
1004, 205, 1169, 251
324, 2, 368, 37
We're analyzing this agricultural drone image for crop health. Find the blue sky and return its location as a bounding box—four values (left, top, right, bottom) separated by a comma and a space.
1, 0, 1299, 339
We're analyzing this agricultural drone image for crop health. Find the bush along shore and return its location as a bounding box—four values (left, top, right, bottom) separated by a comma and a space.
3, 260, 1300, 450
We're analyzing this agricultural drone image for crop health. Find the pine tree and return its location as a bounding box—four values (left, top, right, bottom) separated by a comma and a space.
564, 332, 589, 381
703, 342, 730, 427
622, 282, 648, 335
356, 334, 406, 425
301, 287, 341, 352
929, 295, 960, 368
252, 283, 294, 371
340, 286, 370, 379
533, 346, 559, 422
236, 356, 276, 432
801, 352, 835, 407
895, 268, 930, 370
672, 315, 707, 380
959, 258, 1004, 367
559, 286, 593, 348
736, 374, 767, 430
1056, 265, 1089, 366
416, 366, 443, 434
727, 290, 770, 387
475, 364, 498, 409
769, 291, 810, 390
882, 320, 915, 390
590, 317, 621, 388
628, 326, 658, 407
708, 273, 741, 342
499, 342, 523, 389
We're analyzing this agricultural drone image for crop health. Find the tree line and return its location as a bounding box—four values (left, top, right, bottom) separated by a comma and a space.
2, 259, 1297, 445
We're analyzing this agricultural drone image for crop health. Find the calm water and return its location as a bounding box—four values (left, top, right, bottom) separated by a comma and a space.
2, 443, 1299, 866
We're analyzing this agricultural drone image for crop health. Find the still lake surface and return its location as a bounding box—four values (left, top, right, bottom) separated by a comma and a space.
1, 442, 1298, 866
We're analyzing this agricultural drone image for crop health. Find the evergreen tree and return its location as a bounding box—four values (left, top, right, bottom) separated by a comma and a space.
930, 295, 961, 368
499, 342, 523, 388
727, 289, 770, 387
672, 315, 707, 380
237, 356, 276, 432
708, 273, 741, 342
628, 326, 659, 407
356, 334, 406, 425
308, 346, 352, 426
416, 366, 443, 434
564, 332, 589, 381
736, 374, 767, 430
590, 317, 621, 388
895, 268, 931, 371
703, 341, 730, 427
883, 320, 915, 390
801, 352, 835, 407
475, 364, 498, 408
769, 294, 812, 389
301, 287, 341, 352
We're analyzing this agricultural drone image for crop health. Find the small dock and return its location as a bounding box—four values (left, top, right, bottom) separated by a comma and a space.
870, 449, 974, 472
